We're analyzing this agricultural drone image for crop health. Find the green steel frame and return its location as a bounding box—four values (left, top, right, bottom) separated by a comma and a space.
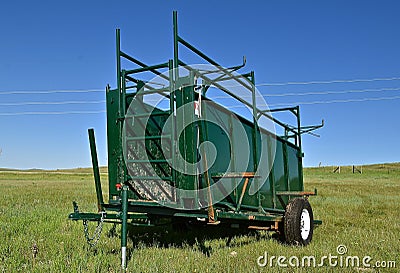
69, 11, 323, 269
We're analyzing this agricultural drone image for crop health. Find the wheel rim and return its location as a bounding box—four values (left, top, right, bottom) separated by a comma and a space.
300, 208, 311, 240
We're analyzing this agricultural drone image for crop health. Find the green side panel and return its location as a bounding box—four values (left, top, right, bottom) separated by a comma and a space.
288, 145, 302, 192
236, 123, 258, 208
106, 84, 303, 211
201, 121, 231, 173
258, 134, 274, 208
273, 141, 288, 209
200, 105, 242, 205
196, 99, 303, 211
106, 88, 121, 200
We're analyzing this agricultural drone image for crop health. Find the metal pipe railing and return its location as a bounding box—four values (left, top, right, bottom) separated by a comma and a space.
116, 12, 303, 147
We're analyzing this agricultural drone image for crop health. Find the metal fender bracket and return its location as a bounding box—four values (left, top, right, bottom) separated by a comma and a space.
276, 188, 318, 197
275, 189, 318, 214
275, 190, 322, 226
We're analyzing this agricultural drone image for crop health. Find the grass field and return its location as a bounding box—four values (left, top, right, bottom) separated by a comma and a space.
0, 163, 399, 272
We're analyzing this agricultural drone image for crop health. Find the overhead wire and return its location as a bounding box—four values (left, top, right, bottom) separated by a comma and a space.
0, 110, 106, 116
255, 76, 400, 86
271, 95, 400, 106
1, 76, 400, 115
2, 94, 398, 115
1, 76, 400, 94
0, 89, 103, 95
225, 95, 400, 109
206, 86, 400, 100
0, 100, 105, 106
262, 87, 400, 97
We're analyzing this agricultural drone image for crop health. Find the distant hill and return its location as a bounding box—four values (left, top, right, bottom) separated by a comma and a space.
305, 162, 400, 175
0, 166, 109, 174
1, 163, 399, 174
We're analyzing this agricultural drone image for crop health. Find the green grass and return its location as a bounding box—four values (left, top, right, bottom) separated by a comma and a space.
0, 164, 399, 272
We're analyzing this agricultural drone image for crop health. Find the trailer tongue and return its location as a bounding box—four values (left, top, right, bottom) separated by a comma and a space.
69, 11, 323, 270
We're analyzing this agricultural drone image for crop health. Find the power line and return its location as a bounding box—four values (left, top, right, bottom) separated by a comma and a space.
0, 110, 106, 116
255, 76, 400, 86
0, 89, 103, 95
0, 100, 105, 106
270, 95, 400, 106
263, 87, 400, 97
0, 76, 399, 95
226, 95, 400, 108
207, 87, 400, 100
1, 94, 399, 116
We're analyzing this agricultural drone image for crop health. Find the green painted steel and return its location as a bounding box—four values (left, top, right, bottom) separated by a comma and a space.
88, 129, 104, 211
121, 185, 128, 268
69, 12, 323, 268
89, 11, 322, 217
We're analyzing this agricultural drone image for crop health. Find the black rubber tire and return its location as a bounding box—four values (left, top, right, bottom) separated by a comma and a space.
284, 197, 314, 246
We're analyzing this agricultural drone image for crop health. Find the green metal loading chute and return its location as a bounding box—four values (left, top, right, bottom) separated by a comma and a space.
69, 11, 323, 270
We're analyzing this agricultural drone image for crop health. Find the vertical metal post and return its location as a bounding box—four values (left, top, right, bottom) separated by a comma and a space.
267, 135, 276, 208
121, 185, 129, 269
172, 12, 180, 202
116, 29, 125, 188
296, 106, 302, 152
121, 69, 128, 184
283, 141, 290, 192
116, 29, 122, 112
250, 71, 261, 209
88, 129, 104, 212
168, 59, 177, 201
121, 70, 127, 115
228, 114, 237, 204
173, 11, 179, 80
296, 106, 304, 191
250, 71, 258, 173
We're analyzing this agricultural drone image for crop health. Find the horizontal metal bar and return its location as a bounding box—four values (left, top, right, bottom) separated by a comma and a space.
124, 62, 169, 75
127, 159, 170, 163
211, 72, 250, 84
276, 189, 317, 196
217, 211, 282, 222
127, 87, 170, 96
120, 51, 170, 81
233, 203, 285, 214
257, 111, 298, 135
173, 212, 208, 218
126, 134, 171, 141
128, 200, 165, 206
127, 176, 173, 181
125, 75, 139, 83
68, 210, 154, 222
264, 106, 298, 113
212, 172, 260, 179
125, 111, 171, 118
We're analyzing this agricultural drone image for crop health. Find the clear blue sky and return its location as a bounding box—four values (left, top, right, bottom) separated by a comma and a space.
1, 0, 399, 169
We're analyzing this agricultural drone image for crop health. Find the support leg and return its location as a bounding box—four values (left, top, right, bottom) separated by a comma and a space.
121, 185, 129, 270
237, 178, 250, 211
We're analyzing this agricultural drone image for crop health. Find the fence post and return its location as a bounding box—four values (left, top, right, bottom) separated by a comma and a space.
333, 166, 340, 173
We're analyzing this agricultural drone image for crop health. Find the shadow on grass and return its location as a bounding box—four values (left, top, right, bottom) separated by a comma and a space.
107, 222, 275, 257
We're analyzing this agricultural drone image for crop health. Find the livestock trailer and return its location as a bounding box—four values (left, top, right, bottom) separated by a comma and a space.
69, 11, 323, 269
